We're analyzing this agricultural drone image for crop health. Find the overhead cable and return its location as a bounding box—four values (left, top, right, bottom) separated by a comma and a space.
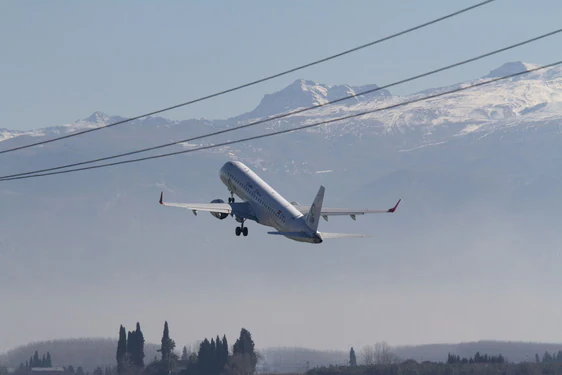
2, 60, 560, 182
2, 28, 561, 180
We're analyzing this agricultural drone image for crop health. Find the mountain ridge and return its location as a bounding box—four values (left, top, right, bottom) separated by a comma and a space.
1, 60, 559, 141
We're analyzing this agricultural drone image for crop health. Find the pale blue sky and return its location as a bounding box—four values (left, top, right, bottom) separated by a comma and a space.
1, 0, 561, 130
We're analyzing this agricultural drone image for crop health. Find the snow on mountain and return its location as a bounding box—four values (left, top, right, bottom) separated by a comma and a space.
0, 61, 560, 161
2, 61, 558, 148
259, 62, 562, 143
65, 111, 128, 130
237, 79, 391, 120
483, 61, 541, 78
0, 129, 21, 142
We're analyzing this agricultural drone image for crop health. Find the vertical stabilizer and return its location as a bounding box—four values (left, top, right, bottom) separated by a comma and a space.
305, 186, 325, 232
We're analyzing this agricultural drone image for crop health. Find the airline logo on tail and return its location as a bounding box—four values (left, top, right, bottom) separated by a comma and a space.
305, 186, 325, 232
308, 203, 316, 225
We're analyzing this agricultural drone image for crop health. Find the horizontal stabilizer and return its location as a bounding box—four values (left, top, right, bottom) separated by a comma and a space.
268, 231, 371, 240
267, 231, 310, 239
317, 231, 372, 239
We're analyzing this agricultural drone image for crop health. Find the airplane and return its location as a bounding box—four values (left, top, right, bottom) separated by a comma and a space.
159, 160, 400, 244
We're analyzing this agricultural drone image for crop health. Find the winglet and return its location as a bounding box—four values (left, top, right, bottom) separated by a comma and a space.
387, 199, 401, 213
159, 192, 164, 205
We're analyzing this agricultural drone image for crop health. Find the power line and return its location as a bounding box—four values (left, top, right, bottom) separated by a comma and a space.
0, 0, 496, 155
2, 28, 561, 180
2, 60, 559, 182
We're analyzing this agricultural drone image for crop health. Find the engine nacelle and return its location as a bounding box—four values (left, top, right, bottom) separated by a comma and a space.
210, 199, 228, 220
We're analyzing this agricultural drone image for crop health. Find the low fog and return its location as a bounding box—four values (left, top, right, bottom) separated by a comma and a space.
1, 155, 561, 354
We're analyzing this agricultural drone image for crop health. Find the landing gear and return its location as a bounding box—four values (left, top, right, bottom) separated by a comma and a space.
235, 219, 248, 237
228, 191, 235, 203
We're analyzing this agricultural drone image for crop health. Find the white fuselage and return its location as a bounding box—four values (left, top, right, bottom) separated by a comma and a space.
219, 161, 322, 243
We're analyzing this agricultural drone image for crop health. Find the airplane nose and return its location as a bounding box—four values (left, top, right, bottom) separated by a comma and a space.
219, 162, 230, 181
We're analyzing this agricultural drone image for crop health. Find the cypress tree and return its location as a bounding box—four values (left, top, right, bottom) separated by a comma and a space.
197, 339, 211, 375
116, 325, 128, 374
220, 335, 228, 372
46, 352, 52, 367
216, 335, 221, 363
349, 347, 357, 366
33, 351, 39, 367
158, 321, 176, 372
135, 322, 145, 368
233, 328, 257, 374
126, 331, 134, 366
209, 339, 218, 375
181, 346, 189, 361
160, 321, 169, 361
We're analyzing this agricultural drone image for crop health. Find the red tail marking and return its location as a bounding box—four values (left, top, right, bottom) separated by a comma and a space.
387, 198, 401, 213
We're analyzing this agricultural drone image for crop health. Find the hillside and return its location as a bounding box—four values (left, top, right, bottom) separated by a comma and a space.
0, 338, 160, 371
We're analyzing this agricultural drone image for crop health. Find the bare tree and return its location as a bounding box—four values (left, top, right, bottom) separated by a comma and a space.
361, 342, 400, 365
374, 341, 401, 364
361, 345, 375, 365
374, 341, 390, 364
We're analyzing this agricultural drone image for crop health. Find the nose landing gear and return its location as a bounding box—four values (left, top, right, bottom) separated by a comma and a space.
228, 190, 235, 203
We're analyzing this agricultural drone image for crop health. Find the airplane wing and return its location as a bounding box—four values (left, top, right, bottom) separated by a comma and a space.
159, 192, 257, 221
291, 199, 401, 221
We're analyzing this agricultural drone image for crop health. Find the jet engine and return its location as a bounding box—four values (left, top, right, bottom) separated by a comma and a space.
210, 199, 228, 220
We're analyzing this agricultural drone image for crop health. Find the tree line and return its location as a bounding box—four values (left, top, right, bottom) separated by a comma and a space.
11, 350, 108, 375
536, 350, 562, 363
116, 321, 258, 375
308, 360, 562, 375
14, 351, 53, 371
7, 321, 258, 375
307, 346, 562, 375
447, 351, 506, 364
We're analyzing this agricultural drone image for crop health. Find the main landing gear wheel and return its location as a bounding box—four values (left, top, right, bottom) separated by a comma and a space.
228, 191, 235, 203
235, 220, 249, 237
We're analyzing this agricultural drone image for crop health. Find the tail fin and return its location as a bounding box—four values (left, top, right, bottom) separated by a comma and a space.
305, 185, 325, 232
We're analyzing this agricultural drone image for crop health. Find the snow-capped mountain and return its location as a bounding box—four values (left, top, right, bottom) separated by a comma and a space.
269, 61, 562, 139
235, 79, 391, 120
2, 60, 560, 150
